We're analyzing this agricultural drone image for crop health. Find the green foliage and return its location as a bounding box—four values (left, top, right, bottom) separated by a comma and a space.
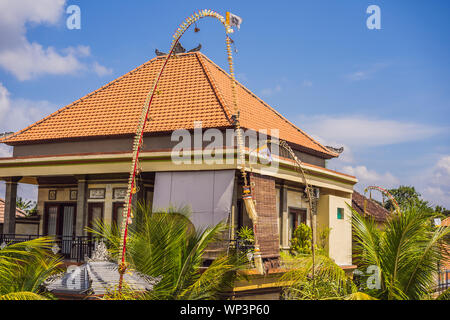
15, 197, 38, 216
435, 205, 450, 217
351, 203, 450, 300
385, 186, 430, 212
290, 224, 312, 255
316, 227, 331, 256
89, 202, 247, 300
436, 288, 450, 300
281, 254, 363, 300
0, 237, 63, 300
237, 226, 254, 243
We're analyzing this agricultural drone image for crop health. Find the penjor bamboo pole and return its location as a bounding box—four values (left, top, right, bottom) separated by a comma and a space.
117, 9, 263, 292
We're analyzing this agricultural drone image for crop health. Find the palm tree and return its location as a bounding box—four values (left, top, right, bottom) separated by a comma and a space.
89, 203, 246, 300
280, 252, 375, 300
351, 204, 450, 300
0, 238, 63, 300
15, 197, 38, 216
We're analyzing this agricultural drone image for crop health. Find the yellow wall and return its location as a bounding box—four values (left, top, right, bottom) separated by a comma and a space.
16, 222, 39, 234
317, 194, 353, 266
37, 182, 130, 235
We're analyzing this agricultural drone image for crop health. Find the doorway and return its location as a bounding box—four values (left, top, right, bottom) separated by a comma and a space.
88, 202, 104, 230
288, 207, 307, 241
44, 203, 76, 254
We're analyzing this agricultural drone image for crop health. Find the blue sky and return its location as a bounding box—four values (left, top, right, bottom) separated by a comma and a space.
0, 0, 449, 207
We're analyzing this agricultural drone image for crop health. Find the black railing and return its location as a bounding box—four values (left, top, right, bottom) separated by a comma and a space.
437, 270, 449, 292
0, 234, 99, 263
227, 238, 255, 257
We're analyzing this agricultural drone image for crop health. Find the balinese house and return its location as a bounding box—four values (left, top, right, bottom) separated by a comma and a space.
0, 198, 39, 235
438, 217, 449, 292
351, 190, 390, 227
0, 50, 357, 279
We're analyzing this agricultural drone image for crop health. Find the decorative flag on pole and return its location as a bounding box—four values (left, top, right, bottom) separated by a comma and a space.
226, 12, 243, 29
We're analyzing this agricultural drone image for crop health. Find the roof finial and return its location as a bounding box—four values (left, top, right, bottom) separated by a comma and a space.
155, 42, 201, 56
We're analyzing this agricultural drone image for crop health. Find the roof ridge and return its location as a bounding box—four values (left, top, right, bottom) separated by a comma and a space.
197, 53, 337, 157
195, 52, 233, 125
1, 56, 160, 144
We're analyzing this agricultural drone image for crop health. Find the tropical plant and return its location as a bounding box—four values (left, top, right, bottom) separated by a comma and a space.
317, 227, 331, 256
15, 197, 38, 216
280, 252, 374, 300
351, 203, 450, 300
236, 226, 254, 243
384, 185, 432, 212
290, 224, 312, 255
88, 203, 246, 300
0, 238, 63, 300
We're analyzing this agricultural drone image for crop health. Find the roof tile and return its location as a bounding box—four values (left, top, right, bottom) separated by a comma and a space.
2, 52, 336, 157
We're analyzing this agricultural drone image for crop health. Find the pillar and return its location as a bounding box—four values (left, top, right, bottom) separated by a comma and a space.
3, 177, 21, 234
75, 175, 87, 236
280, 183, 288, 248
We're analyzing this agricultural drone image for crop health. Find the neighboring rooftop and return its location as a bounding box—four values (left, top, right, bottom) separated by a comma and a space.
1, 52, 337, 158
0, 198, 26, 224
352, 190, 390, 222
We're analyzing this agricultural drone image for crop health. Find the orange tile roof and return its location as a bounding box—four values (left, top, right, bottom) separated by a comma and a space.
0, 198, 26, 224
1, 52, 336, 158
352, 191, 390, 222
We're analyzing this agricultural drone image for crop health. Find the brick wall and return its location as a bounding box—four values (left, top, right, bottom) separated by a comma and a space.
250, 173, 280, 259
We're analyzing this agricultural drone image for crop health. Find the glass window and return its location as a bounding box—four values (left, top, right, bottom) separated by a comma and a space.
337, 208, 344, 220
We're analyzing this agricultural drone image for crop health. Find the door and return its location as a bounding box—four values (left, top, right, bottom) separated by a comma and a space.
112, 202, 124, 230
88, 203, 104, 230
46, 205, 59, 236
288, 208, 307, 241
61, 206, 75, 254
44, 203, 76, 255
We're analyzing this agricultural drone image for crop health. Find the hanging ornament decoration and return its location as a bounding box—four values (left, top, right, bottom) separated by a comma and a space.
51, 243, 60, 254
364, 185, 401, 214
117, 9, 261, 293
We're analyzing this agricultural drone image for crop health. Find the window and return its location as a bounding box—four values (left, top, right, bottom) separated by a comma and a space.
337, 208, 344, 220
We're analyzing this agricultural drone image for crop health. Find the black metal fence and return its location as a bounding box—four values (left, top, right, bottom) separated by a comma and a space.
228, 238, 255, 254
0, 234, 99, 263
1, 234, 255, 264
437, 270, 449, 292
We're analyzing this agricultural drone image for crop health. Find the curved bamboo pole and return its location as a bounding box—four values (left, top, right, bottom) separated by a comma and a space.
117, 9, 257, 291
364, 185, 401, 214
249, 139, 317, 279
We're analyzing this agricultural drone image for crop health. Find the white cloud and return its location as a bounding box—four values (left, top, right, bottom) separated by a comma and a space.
0, 82, 11, 119
93, 61, 113, 77
0, 181, 38, 202
0, 144, 12, 158
297, 114, 445, 148
0, 0, 111, 80
301, 80, 313, 88
346, 71, 369, 81
0, 42, 86, 81
261, 85, 282, 97
419, 155, 450, 207
0, 82, 57, 133
341, 165, 399, 189
345, 63, 388, 81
